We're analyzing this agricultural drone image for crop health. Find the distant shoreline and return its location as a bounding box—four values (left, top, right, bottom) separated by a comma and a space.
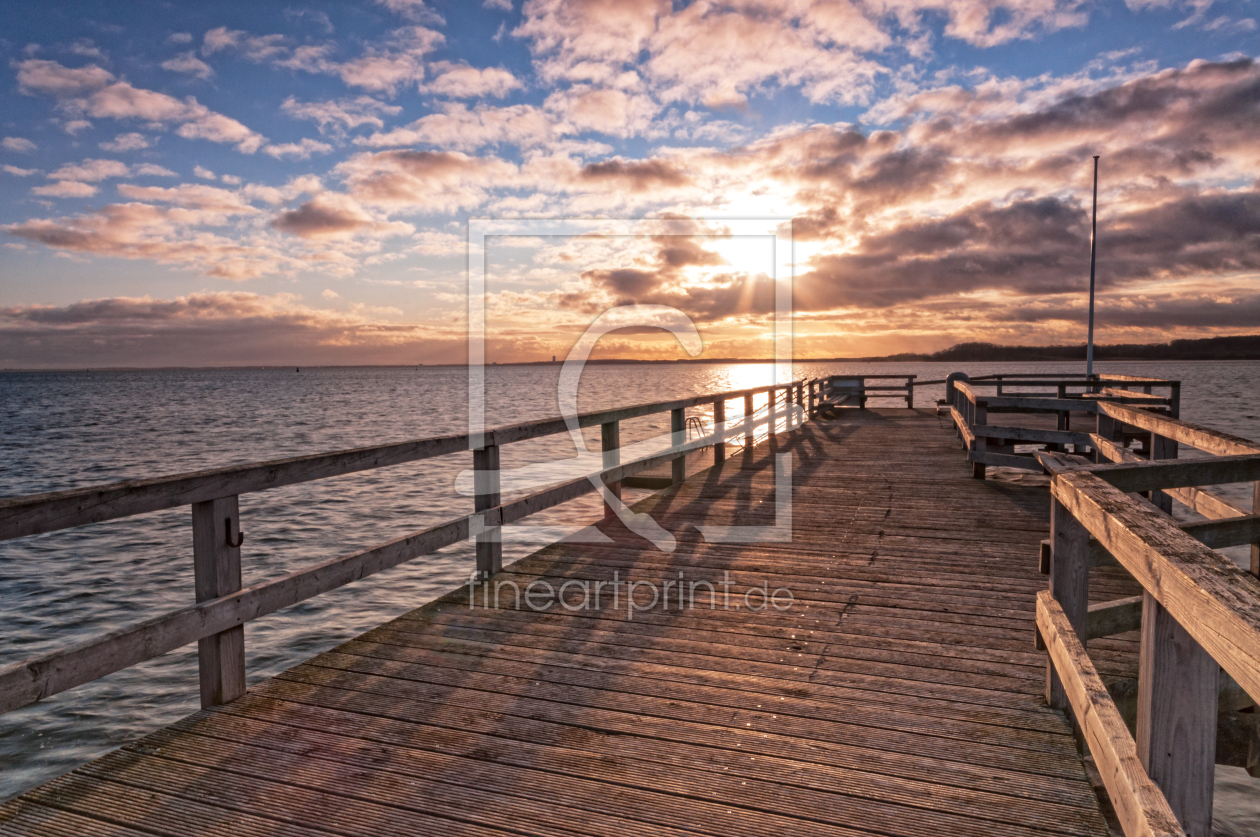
3, 334, 1258, 372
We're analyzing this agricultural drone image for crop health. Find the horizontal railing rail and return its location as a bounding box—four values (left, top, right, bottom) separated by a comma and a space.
0, 378, 812, 717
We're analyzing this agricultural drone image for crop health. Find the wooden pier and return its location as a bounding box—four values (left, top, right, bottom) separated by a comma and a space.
1, 374, 1258, 837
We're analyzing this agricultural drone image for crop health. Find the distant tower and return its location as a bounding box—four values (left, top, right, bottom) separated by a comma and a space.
552, 355, 556, 363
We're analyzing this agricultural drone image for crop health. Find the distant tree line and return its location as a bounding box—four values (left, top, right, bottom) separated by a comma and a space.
871, 334, 1260, 362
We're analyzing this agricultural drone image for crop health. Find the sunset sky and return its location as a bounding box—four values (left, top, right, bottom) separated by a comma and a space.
1, 0, 1258, 367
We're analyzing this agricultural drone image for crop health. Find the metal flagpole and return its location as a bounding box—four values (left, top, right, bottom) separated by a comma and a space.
1086, 155, 1099, 379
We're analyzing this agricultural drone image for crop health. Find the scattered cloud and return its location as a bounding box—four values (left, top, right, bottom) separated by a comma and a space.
49, 158, 130, 181
358, 102, 556, 150
422, 62, 523, 98
270, 192, 414, 239
3, 165, 38, 176
2, 137, 37, 153
193, 165, 216, 180
162, 51, 214, 79
99, 132, 150, 152
263, 138, 335, 159
31, 180, 97, 198
280, 95, 402, 133
15, 60, 267, 153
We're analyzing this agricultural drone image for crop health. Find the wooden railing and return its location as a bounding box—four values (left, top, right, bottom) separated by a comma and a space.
0, 379, 815, 717
1034, 391, 1260, 837
809, 374, 916, 410
946, 374, 1180, 478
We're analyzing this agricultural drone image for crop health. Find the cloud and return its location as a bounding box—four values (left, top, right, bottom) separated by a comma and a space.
484, 0, 513, 9
375, 0, 445, 25
168, 32, 193, 44
162, 51, 214, 79
194, 165, 216, 180
263, 138, 335, 159
134, 164, 177, 177
5, 202, 294, 279
0, 292, 464, 368
15, 60, 267, 153
49, 158, 130, 181
62, 119, 93, 135
545, 86, 660, 136
201, 27, 288, 61
270, 192, 413, 239
31, 181, 97, 198
422, 62, 523, 98
578, 157, 690, 191
3, 165, 38, 176
337, 149, 518, 212
358, 102, 556, 150
114, 183, 259, 214
99, 132, 150, 152
15, 59, 113, 96
280, 96, 402, 133
3, 137, 37, 153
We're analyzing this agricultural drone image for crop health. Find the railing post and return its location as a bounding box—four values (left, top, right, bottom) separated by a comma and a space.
1137, 594, 1218, 837
1046, 495, 1089, 714
905, 376, 914, 409
859, 377, 868, 410
711, 399, 726, 464
1169, 382, 1181, 419
474, 441, 502, 578
744, 392, 755, 448
1150, 433, 1176, 514
1252, 481, 1260, 578
795, 382, 804, 425
1095, 409, 1116, 463
601, 420, 621, 518
671, 407, 685, 485
996, 375, 1004, 396
808, 380, 816, 416
971, 398, 987, 479
767, 387, 777, 438
192, 496, 245, 708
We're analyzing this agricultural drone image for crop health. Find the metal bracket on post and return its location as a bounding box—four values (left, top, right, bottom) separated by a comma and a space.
192, 495, 245, 708
474, 440, 501, 579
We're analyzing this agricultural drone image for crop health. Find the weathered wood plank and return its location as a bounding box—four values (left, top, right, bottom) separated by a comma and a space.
1036, 591, 1185, 837
1096, 402, 1260, 457
1088, 596, 1143, 640
1054, 471, 1260, 704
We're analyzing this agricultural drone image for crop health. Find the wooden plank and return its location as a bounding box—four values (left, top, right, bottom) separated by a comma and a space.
1098, 388, 1167, 403
1088, 596, 1143, 640
1036, 591, 1185, 837
1097, 402, 1260, 457
1054, 471, 1260, 705
1136, 591, 1218, 836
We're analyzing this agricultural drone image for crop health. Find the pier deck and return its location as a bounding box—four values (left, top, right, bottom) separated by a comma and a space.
1, 409, 1131, 837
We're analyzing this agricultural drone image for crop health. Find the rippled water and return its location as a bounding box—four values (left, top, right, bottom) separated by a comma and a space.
2, 360, 1258, 822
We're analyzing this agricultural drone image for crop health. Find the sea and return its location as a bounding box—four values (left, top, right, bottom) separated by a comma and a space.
2, 360, 1258, 832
